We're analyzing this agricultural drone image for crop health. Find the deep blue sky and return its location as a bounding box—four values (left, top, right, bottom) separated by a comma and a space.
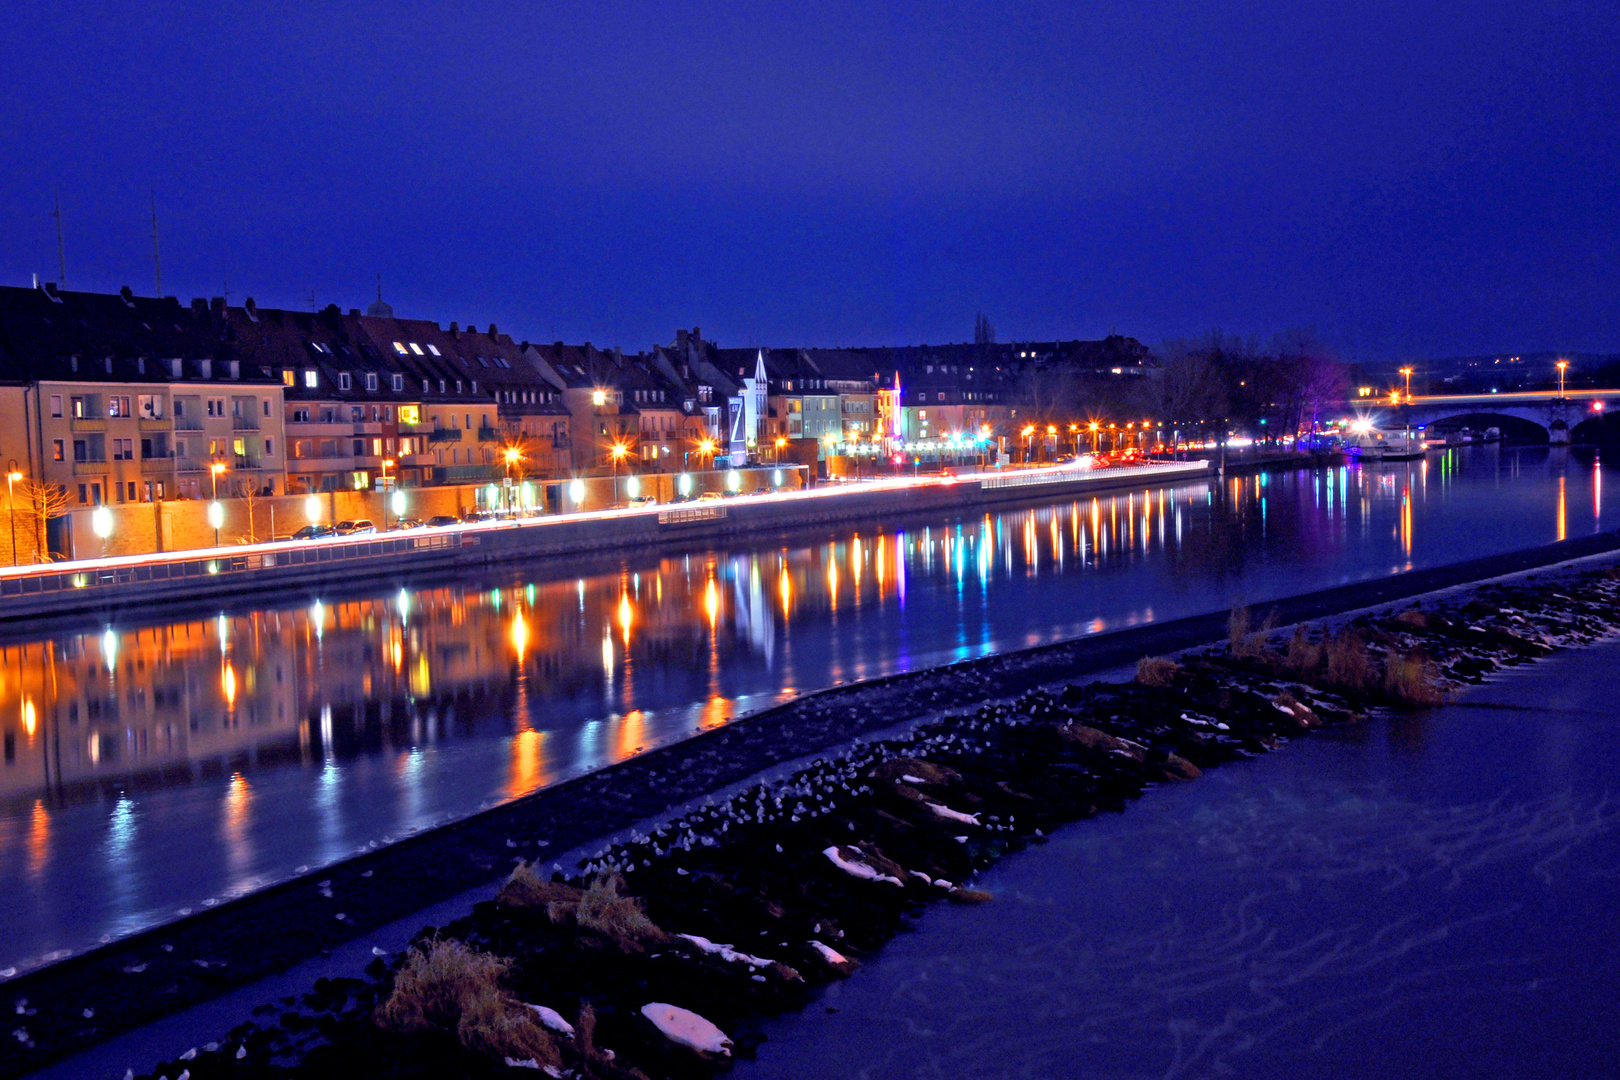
2, 1, 1615, 361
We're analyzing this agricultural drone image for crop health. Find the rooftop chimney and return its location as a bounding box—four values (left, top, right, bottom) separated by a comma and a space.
487, 324, 498, 337
190, 297, 207, 316
245, 297, 258, 319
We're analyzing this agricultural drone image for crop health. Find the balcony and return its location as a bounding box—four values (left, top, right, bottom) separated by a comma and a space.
434, 464, 499, 483
427, 428, 462, 444
476, 426, 499, 442
138, 417, 171, 432
71, 459, 108, 475
174, 419, 205, 432
353, 421, 386, 436
233, 456, 264, 471
174, 459, 206, 473
232, 417, 260, 431
70, 416, 106, 431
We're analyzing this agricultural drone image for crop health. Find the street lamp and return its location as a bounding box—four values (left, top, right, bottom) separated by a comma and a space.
209, 461, 227, 546
503, 447, 522, 514
5, 462, 21, 566
92, 505, 113, 556
610, 441, 628, 507
1400, 366, 1413, 400
380, 458, 395, 529
1557, 360, 1569, 397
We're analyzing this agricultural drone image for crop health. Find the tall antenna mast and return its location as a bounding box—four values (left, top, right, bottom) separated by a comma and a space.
150, 189, 162, 298
51, 195, 66, 288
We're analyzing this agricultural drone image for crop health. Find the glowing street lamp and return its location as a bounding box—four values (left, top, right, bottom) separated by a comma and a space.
503, 447, 522, 513
1399, 366, 1414, 400
209, 460, 227, 546
1557, 360, 1569, 397
5, 462, 21, 566
380, 458, 396, 528
92, 504, 113, 556
610, 441, 629, 507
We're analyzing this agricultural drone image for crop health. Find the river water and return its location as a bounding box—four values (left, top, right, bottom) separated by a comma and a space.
0, 446, 1613, 976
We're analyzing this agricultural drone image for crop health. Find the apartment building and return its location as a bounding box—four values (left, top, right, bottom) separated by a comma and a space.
0, 285, 287, 513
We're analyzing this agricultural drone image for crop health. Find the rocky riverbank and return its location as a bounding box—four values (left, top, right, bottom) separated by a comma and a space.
96, 562, 1620, 1080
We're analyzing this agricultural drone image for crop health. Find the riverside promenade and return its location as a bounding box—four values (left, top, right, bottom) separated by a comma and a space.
0, 460, 1208, 624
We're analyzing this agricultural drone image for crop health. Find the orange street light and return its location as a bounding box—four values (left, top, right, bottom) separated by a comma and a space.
1399, 366, 1413, 399
1557, 360, 1569, 396
6, 464, 22, 566
209, 460, 228, 546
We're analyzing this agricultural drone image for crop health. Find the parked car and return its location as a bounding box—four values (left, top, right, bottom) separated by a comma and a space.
394, 518, 424, 530
696, 492, 723, 502
426, 515, 460, 528
628, 494, 657, 508
335, 519, 376, 535
290, 524, 334, 541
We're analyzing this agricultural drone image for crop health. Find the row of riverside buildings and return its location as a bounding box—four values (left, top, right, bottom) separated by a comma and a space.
0, 282, 1153, 514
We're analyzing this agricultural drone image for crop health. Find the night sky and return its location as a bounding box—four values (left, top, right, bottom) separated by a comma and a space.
2, 1, 1615, 360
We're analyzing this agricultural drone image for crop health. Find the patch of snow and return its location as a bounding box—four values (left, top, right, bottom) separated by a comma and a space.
925, 802, 979, 825
526, 1003, 575, 1036
676, 934, 773, 968
822, 846, 903, 886
808, 940, 850, 966
640, 1002, 732, 1056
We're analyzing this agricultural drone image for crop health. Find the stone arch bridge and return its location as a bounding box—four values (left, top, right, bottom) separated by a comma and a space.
1344, 390, 1620, 443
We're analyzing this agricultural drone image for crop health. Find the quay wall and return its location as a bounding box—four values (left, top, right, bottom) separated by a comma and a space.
0, 462, 1210, 624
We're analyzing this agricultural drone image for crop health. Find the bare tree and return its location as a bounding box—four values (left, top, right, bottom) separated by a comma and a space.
974, 312, 996, 346
236, 478, 263, 543
21, 479, 72, 562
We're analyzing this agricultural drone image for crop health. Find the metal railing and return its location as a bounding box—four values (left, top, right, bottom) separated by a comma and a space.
0, 531, 465, 600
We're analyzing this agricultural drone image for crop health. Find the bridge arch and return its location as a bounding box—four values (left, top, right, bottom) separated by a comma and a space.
1417, 411, 1549, 444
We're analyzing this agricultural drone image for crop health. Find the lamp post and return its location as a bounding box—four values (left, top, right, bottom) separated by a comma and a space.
6, 462, 20, 566
1557, 360, 1569, 397
611, 441, 628, 507
380, 458, 395, 529
209, 461, 227, 547
1400, 366, 1413, 401
503, 447, 522, 515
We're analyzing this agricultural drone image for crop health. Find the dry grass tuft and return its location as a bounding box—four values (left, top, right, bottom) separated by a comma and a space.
496, 862, 583, 911
571, 875, 668, 953
1323, 629, 1375, 693
1228, 605, 1277, 659
1394, 607, 1429, 629
1285, 628, 1322, 676
456, 989, 561, 1065
1135, 656, 1181, 686
1383, 649, 1445, 707
376, 938, 560, 1067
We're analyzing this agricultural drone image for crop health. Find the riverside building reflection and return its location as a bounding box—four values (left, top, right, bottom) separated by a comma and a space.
0, 446, 1614, 972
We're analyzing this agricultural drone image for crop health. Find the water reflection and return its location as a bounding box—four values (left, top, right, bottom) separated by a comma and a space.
0, 447, 1613, 969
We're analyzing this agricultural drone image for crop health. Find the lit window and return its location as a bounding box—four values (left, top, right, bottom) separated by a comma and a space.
282, 370, 294, 386
592, 390, 606, 406
393, 342, 407, 355
304, 370, 318, 388
410, 343, 424, 355
427, 344, 441, 356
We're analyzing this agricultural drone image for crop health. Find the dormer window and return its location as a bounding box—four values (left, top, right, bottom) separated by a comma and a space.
339, 372, 352, 390
392, 374, 404, 392
304, 370, 318, 388
366, 373, 378, 392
